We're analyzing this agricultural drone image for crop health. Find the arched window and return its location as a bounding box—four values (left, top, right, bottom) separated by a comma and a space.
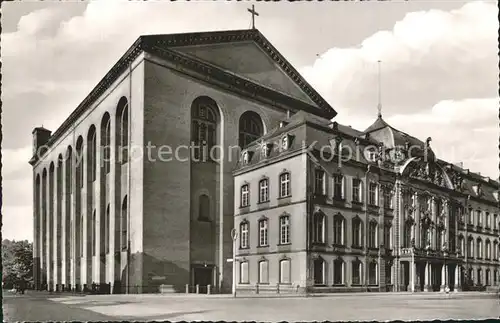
198, 194, 210, 221
403, 221, 412, 248
333, 213, 345, 246
352, 217, 363, 247
238, 111, 263, 148
486, 269, 490, 286
369, 220, 378, 248
486, 240, 491, 259
101, 113, 111, 174
117, 98, 129, 164
494, 241, 499, 260
76, 137, 84, 188
121, 196, 128, 250
192, 97, 218, 160
88, 127, 97, 182
313, 212, 325, 244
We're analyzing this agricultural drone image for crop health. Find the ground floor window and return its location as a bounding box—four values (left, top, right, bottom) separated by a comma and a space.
240, 261, 249, 284
313, 258, 325, 285
385, 264, 392, 284
333, 259, 344, 285
369, 262, 377, 285
477, 268, 482, 285
279, 259, 291, 284
486, 269, 490, 286
258, 260, 269, 284
352, 261, 362, 285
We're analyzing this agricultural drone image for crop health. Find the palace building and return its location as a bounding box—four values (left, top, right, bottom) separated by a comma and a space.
29, 29, 337, 293
233, 111, 500, 293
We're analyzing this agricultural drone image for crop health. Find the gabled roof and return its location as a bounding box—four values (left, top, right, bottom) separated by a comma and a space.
33, 29, 336, 163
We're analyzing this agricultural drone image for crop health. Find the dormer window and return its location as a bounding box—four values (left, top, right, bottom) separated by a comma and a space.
494, 192, 499, 201
280, 121, 289, 128
242, 150, 250, 165
364, 148, 377, 162
473, 184, 482, 196
261, 142, 271, 159
281, 135, 290, 151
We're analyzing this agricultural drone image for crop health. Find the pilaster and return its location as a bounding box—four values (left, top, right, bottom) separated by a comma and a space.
53, 163, 59, 291
46, 168, 53, 291
108, 113, 117, 289
70, 154, 77, 289
414, 192, 420, 248
61, 158, 67, 288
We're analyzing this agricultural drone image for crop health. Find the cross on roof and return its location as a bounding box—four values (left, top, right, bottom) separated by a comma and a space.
247, 5, 259, 29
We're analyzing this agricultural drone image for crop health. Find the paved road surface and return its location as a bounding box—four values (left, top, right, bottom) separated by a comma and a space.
3, 290, 499, 321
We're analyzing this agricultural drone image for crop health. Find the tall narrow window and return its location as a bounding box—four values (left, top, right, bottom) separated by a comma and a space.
383, 189, 393, 209
314, 170, 325, 195
240, 261, 249, 284
313, 212, 325, 244
485, 212, 491, 228
369, 262, 377, 285
259, 179, 269, 203
477, 238, 483, 258
458, 235, 465, 256
279, 215, 290, 244
313, 258, 324, 285
105, 204, 110, 254
486, 240, 491, 259
192, 97, 218, 160
403, 222, 412, 248
369, 183, 378, 206
494, 214, 498, 230
333, 258, 344, 285
468, 208, 473, 224
92, 210, 96, 256
240, 221, 249, 248
369, 221, 378, 248
121, 197, 128, 250
198, 194, 210, 221
352, 260, 362, 285
467, 237, 474, 258
104, 118, 111, 174
259, 219, 268, 246
384, 225, 392, 249
333, 174, 344, 199
352, 178, 362, 203
352, 217, 363, 247
89, 128, 97, 182
477, 210, 482, 227
279, 172, 290, 198
279, 259, 291, 284
120, 103, 129, 164
258, 260, 269, 284
333, 214, 344, 245
241, 184, 249, 207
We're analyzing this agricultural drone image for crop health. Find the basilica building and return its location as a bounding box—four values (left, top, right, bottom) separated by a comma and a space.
233, 111, 499, 293
29, 29, 336, 293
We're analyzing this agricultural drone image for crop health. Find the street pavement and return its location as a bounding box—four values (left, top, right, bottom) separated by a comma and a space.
3, 290, 499, 322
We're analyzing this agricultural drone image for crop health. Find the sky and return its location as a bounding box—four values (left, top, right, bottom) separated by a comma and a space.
2, 1, 498, 241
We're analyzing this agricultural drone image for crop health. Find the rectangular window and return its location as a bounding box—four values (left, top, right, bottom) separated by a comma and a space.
240, 261, 249, 284
383, 189, 392, 208
240, 222, 249, 248
352, 262, 361, 285
280, 259, 291, 284
279, 173, 290, 198
369, 223, 377, 248
314, 170, 325, 195
369, 183, 378, 206
352, 178, 361, 203
259, 261, 269, 284
333, 217, 344, 245
280, 216, 290, 244
333, 260, 343, 285
486, 212, 490, 228
369, 263, 377, 285
241, 185, 249, 207
259, 219, 268, 246
259, 179, 269, 203
333, 175, 344, 199
477, 210, 482, 226
468, 208, 473, 224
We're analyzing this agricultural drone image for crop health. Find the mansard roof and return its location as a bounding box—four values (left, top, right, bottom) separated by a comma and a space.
34, 29, 336, 164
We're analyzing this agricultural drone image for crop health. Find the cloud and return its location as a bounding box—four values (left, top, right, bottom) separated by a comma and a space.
300, 1, 498, 117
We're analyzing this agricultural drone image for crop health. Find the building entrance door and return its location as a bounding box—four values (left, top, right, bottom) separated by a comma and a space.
193, 266, 213, 293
